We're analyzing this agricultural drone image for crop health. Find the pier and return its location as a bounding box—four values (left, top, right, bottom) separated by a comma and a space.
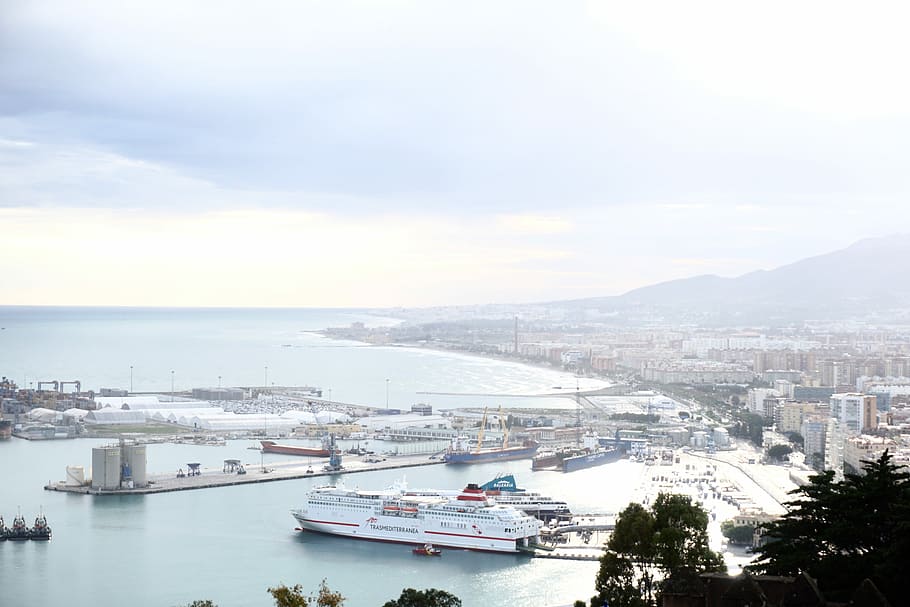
44, 452, 444, 496
530, 552, 601, 561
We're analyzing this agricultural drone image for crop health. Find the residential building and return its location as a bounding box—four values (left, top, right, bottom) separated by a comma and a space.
843, 435, 898, 475
779, 402, 828, 435
801, 415, 828, 471
824, 418, 845, 480
830, 393, 878, 434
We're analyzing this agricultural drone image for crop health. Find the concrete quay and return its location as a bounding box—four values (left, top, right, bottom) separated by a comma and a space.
44, 453, 444, 496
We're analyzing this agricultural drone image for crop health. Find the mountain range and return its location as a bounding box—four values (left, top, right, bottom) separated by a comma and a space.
560, 235, 910, 325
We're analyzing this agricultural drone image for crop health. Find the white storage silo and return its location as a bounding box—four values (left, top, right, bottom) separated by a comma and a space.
65, 465, 85, 486
91, 446, 121, 490
125, 444, 148, 487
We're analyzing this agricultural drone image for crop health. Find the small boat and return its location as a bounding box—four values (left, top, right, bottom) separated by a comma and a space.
29, 512, 51, 541
7, 513, 30, 541
412, 544, 441, 557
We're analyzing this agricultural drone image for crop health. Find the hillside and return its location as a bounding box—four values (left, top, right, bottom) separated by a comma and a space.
563, 235, 910, 325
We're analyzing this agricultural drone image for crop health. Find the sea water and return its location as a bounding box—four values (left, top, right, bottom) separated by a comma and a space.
0, 307, 637, 607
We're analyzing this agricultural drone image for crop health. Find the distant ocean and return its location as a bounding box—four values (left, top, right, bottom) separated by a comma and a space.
0, 306, 606, 410
0, 306, 628, 607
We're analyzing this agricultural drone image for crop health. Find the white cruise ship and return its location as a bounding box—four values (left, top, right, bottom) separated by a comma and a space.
292, 482, 543, 552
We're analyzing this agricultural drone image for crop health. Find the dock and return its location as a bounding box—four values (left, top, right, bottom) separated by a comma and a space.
530, 552, 601, 561
44, 453, 444, 496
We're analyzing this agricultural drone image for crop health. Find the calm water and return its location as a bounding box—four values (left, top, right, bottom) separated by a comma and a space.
0, 306, 606, 410
0, 307, 633, 607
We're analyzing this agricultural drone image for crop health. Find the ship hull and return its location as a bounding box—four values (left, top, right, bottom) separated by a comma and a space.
562, 448, 622, 473
260, 441, 332, 457
292, 510, 531, 553
443, 444, 538, 464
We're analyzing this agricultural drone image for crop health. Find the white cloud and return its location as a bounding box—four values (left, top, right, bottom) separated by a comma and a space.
3, 2, 910, 306
497, 214, 573, 235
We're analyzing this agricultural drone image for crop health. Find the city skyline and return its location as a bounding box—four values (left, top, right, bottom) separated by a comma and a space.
3, 1, 910, 307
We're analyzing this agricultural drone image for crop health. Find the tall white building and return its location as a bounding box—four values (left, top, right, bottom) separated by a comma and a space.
824, 418, 845, 481
829, 393, 877, 434
746, 388, 779, 415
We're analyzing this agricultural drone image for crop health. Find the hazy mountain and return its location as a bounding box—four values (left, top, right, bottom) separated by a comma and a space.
563, 235, 910, 325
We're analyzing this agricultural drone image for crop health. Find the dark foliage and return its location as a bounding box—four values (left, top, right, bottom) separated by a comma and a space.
591, 493, 724, 607
381, 588, 461, 607
749, 451, 910, 604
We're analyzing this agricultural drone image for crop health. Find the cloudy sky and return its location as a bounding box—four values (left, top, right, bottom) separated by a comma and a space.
2, 1, 909, 307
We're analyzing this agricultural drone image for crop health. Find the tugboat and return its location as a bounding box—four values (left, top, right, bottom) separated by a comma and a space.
29, 512, 52, 541
7, 512, 30, 541
412, 543, 442, 557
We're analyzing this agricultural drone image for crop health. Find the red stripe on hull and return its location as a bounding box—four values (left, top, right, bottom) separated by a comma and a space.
298, 518, 360, 528
424, 530, 514, 542
294, 527, 526, 554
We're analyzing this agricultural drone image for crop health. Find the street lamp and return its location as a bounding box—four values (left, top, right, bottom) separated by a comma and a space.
264, 366, 268, 389
218, 375, 222, 388
170, 370, 175, 400
385, 378, 390, 409
130, 366, 133, 393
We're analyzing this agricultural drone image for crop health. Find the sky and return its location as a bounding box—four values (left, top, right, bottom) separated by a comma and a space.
2, 1, 909, 307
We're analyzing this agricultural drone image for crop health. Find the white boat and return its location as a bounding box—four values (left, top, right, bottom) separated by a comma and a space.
291, 481, 542, 552
477, 475, 572, 522
406, 474, 572, 522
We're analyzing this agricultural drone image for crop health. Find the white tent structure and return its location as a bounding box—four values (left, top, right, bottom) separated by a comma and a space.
62, 408, 90, 421
26, 407, 60, 423
94, 396, 163, 409
84, 409, 149, 425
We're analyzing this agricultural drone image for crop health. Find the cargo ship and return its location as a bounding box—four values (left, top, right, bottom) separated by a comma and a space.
260, 436, 337, 457
561, 447, 622, 472
533, 433, 623, 473
292, 481, 542, 552
443, 407, 538, 464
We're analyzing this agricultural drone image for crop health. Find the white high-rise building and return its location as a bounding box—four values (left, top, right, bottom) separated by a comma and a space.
829, 393, 877, 434
824, 418, 845, 481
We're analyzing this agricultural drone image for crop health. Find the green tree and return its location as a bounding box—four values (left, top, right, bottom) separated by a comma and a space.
784, 431, 804, 447
591, 494, 724, 607
381, 588, 461, 607
766, 444, 792, 461
730, 413, 765, 448
720, 521, 754, 545
268, 580, 345, 607
750, 451, 910, 604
